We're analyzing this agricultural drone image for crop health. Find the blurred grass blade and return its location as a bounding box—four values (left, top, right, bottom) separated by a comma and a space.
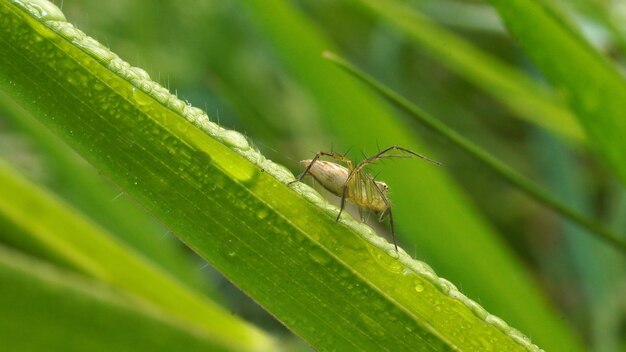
532, 130, 625, 351
323, 51, 626, 254
0, 159, 275, 352
0, 0, 545, 350
488, 0, 626, 186
0, 89, 208, 291
0, 245, 229, 352
354, 0, 584, 142
239, 0, 583, 350
566, 0, 626, 55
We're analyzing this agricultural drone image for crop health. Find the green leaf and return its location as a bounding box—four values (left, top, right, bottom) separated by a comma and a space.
0, 89, 208, 291
0, 245, 229, 352
353, 0, 584, 142
0, 159, 275, 352
238, 0, 583, 350
532, 130, 626, 352
0, 0, 545, 350
488, 0, 626, 186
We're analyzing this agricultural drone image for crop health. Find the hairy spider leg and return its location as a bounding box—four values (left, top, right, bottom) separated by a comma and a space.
358, 207, 365, 222
336, 184, 349, 222
373, 184, 397, 251
351, 145, 440, 176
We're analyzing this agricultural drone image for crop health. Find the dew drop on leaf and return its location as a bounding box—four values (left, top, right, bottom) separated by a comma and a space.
256, 208, 269, 219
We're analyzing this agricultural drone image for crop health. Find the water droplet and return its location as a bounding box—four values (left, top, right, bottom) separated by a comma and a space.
151, 87, 171, 105
218, 130, 250, 150
508, 328, 531, 346
14, 0, 66, 21
436, 278, 456, 294
299, 186, 325, 205
130, 66, 150, 80
73, 37, 115, 62
485, 314, 509, 331
92, 82, 105, 91
183, 105, 204, 119
386, 248, 400, 259
368, 247, 403, 273
167, 97, 186, 112
414, 281, 424, 293
465, 298, 487, 319
132, 87, 152, 106
256, 208, 269, 219
308, 246, 331, 265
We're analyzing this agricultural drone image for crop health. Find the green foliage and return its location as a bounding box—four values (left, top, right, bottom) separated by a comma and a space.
0, 1, 550, 350
1, 0, 624, 351
0, 89, 207, 290
323, 51, 626, 252
489, 0, 626, 185
0, 245, 226, 352
0, 160, 274, 351
238, 0, 583, 350
354, 0, 584, 142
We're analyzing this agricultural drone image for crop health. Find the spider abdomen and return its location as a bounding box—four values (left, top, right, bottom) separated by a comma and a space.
299, 159, 349, 196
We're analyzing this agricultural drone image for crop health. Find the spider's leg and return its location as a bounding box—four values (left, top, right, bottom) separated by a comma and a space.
343, 145, 353, 158
353, 145, 440, 175
377, 207, 396, 251
288, 152, 322, 185
374, 181, 397, 252
358, 207, 367, 222
379, 145, 440, 164
387, 208, 397, 252
336, 184, 348, 222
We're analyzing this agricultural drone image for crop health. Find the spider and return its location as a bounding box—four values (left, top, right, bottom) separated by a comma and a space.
290, 145, 440, 251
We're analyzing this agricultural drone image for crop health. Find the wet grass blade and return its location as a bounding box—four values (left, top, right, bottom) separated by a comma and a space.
488, 0, 626, 186
0, 159, 275, 351
323, 51, 626, 254
0, 89, 208, 291
238, 0, 583, 350
0, 0, 545, 350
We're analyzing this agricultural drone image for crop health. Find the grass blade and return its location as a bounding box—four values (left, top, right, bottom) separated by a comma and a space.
0, 90, 208, 291
0, 245, 230, 352
488, 0, 626, 186
0, 159, 275, 351
323, 51, 626, 254
238, 0, 583, 350
354, 0, 584, 142
0, 0, 545, 350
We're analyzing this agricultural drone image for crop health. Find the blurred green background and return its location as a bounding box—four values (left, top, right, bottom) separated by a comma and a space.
1, 0, 625, 351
